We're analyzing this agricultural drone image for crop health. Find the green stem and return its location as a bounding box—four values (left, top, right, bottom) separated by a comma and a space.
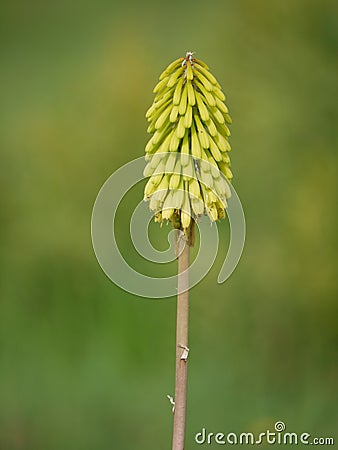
172, 228, 192, 450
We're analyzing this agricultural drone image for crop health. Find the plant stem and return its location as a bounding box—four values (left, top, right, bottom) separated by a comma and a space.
172, 228, 192, 450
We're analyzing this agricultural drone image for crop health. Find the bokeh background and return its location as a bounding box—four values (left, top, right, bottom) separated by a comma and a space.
1, 0, 337, 448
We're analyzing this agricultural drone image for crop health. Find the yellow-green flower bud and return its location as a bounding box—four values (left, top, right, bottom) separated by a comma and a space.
144, 52, 234, 234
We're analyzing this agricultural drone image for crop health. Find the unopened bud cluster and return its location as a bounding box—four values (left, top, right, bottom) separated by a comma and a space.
144, 52, 233, 234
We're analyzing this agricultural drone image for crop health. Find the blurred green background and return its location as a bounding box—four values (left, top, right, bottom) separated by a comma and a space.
1, 0, 337, 448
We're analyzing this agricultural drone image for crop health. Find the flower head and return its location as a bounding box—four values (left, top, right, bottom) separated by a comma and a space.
144, 52, 233, 238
